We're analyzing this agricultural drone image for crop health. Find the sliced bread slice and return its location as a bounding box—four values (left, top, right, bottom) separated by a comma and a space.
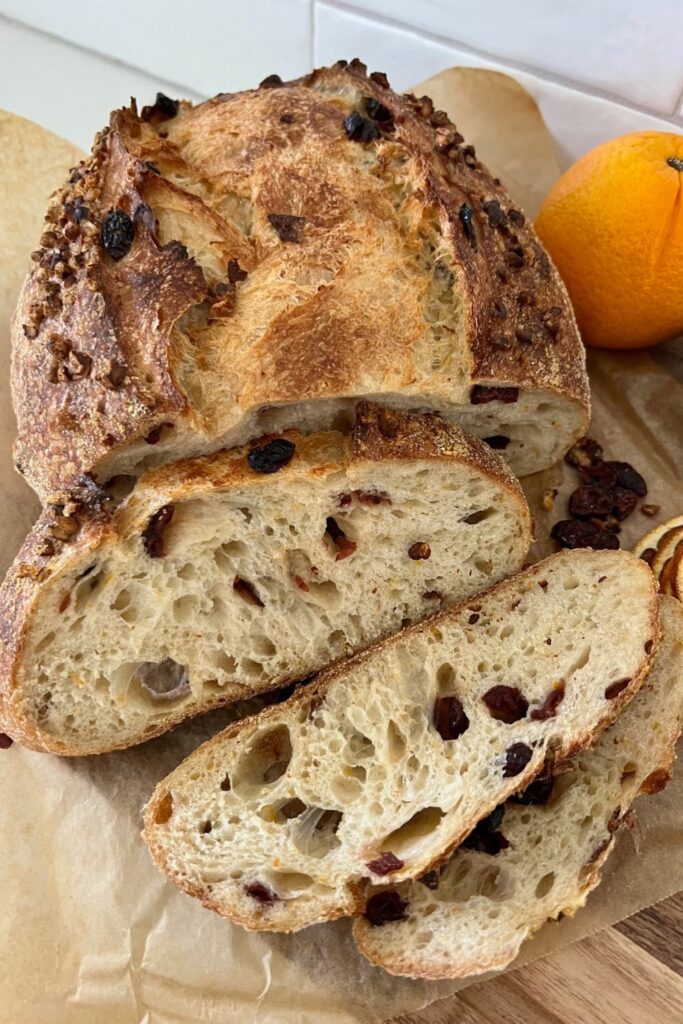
0, 404, 531, 755
353, 595, 683, 978
143, 550, 658, 933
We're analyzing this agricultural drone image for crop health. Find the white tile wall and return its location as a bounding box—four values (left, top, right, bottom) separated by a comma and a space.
314, 3, 682, 167
0, 1, 312, 97
0, 1, 680, 160
337, 0, 683, 115
0, 18, 203, 150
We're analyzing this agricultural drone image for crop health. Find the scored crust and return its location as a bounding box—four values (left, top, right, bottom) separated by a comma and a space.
12, 59, 589, 502
0, 404, 531, 755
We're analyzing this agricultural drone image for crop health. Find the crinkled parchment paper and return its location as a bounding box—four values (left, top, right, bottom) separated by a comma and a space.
0, 71, 681, 1024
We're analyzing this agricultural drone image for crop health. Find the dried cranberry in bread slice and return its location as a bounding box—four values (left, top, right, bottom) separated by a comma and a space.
143, 550, 658, 933
0, 404, 531, 755
353, 596, 683, 978
13, 61, 589, 502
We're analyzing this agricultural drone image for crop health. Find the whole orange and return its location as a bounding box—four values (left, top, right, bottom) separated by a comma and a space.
536, 131, 683, 349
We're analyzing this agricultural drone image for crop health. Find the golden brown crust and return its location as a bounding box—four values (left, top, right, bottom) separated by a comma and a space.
12, 61, 589, 502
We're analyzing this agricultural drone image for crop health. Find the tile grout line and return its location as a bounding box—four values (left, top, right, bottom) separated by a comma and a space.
315, 0, 683, 124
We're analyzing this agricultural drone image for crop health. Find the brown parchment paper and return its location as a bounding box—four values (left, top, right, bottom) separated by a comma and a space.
0, 71, 682, 1024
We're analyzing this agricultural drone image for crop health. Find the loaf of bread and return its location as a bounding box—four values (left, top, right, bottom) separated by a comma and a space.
143, 550, 657, 933
353, 595, 683, 978
13, 60, 589, 502
0, 404, 531, 755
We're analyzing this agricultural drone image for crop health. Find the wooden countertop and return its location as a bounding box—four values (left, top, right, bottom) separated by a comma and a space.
396, 892, 683, 1024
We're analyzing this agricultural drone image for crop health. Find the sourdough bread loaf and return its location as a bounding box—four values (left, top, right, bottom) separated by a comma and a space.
143, 550, 658, 933
353, 595, 683, 978
0, 404, 531, 755
12, 60, 589, 502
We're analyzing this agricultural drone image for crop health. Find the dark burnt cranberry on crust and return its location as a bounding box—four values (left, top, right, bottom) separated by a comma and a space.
247, 438, 296, 473
142, 504, 174, 558
260, 74, 284, 88
364, 97, 393, 123
343, 112, 380, 142
433, 694, 470, 741
101, 210, 135, 260
267, 214, 306, 243
503, 742, 533, 777
366, 851, 404, 876
459, 203, 477, 248
470, 386, 519, 405
364, 890, 408, 927
482, 685, 528, 724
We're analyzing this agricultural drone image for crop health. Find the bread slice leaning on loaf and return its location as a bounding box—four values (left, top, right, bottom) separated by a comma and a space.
143, 550, 658, 933
0, 404, 531, 756
12, 59, 589, 502
353, 595, 683, 978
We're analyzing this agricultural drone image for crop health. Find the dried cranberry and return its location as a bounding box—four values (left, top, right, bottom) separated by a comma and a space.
483, 432, 509, 448
141, 92, 179, 121
0, 733, 13, 749
508, 208, 525, 227
267, 214, 305, 243
248, 438, 296, 473
565, 437, 603, 471
612, 487, 638, 520
610, 462, 647, 497
364, 890, 408, 926
529, 682, 565, 721
408, 541, 431, 560
245, 881, 278, 904
461, 805, 509, 854
260, 74, 283, 88
483, 199, 503, 226
233, 576, 265, 607
605, 678, 630, 700
343, 112, 380, 142
142, 504, 174, 558
354, 489, 391, 506
418, 870, 439, 890
366, 851, 404, 876
482, 685, 528, 724
433, 694, 470, 740
101, 210, 134, 260
550, 519, 619, 551
364, 97, 393, 123
325, 517, 357, 560
510, 775, 555, 805
582, 461, 618, 487
503, 742, 533, 777
470, 386, 519, 405
458, 203, 477, 248
569, 486, 615, 518
227, 258, 248, 283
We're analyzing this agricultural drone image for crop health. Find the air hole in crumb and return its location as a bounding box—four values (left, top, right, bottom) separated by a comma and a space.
381, 807, 445, 859
436, 663, 456, 693
463, 508, 495, 525
535, 872, 555, 898
233, 724, 292, 789
292, 807, 343, 858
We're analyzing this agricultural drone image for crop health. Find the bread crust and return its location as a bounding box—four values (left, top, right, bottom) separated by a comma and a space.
0, 404, 531, 754
12, 61, 589, 502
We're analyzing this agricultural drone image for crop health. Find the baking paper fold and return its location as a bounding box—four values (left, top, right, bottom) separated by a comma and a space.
0, 69, 682, 1024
